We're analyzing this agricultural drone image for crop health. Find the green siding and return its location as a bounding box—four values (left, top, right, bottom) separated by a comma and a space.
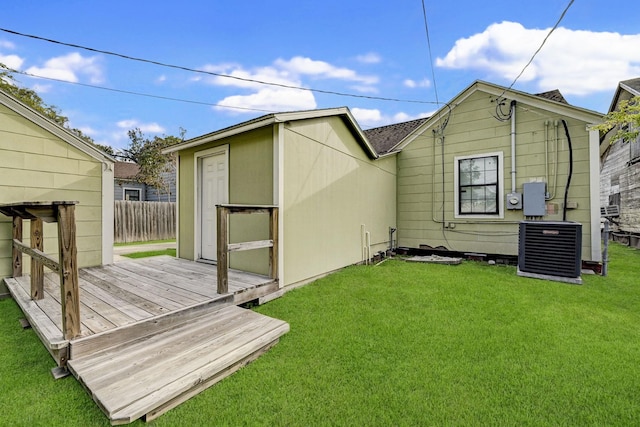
397, 90, 596, 260
176, 126, 273, 274
0, 104, 104, 278
282, 117, 396, 286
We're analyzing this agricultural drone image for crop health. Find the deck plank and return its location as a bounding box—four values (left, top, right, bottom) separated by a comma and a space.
80, 266, 187, 311
69, 307, 289, 422
3, 277, 67, 349
114, 261, 218, 299
106, 264, 204, 306
80, 269, 168, 317
42, 274, 115, 335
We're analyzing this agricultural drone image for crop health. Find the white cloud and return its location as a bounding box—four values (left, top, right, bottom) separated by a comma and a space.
116, 119, 165, 133
276, 56, 378, 85
25, 52, 104, 84
155, 75, 167, 84
404, 78, 431, 89
437, 21, 640, 95
31, 83, 53, 93
198, 56, 379, 113
356, 52, 382, 64
0, 40, 16, 49
0, 53, 24, 70
352, 108, 432, 127
215, 87, 316, 114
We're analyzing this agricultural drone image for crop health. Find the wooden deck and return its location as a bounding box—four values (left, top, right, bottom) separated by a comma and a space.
3, 255, 289, 424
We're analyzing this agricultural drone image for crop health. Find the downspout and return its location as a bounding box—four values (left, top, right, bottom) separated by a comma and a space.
510, 100, 517, 194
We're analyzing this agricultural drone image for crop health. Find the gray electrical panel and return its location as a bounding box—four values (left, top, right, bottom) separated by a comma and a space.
523, 182, 546, 216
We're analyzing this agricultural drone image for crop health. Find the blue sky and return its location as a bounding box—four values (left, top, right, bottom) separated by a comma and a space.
1, 0, 639, 150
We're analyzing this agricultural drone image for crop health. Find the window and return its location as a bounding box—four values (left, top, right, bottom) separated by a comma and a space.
124, 188, 141, 201
454, 152, 503, 218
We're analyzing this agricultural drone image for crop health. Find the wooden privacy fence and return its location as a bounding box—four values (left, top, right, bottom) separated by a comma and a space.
114, 201, 176, 243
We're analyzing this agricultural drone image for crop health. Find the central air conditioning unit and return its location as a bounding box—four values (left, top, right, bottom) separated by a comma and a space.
518, 221, 582, 284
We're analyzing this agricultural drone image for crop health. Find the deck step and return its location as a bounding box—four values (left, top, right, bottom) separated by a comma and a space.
67, 305, 289, 425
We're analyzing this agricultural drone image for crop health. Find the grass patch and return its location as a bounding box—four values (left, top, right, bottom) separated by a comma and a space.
122, 248, 176, 259
1, 243, 639, 425
114, 239, 175, 247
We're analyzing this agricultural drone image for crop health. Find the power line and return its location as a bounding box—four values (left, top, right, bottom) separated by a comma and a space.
0, 27, 441, 106
499, 0, 575, 99
420, 0, 439, 105
8, 67, 278, 114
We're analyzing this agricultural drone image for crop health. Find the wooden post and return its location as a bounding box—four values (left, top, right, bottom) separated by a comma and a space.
30, 218, 44, 300
12, 216, 22, 278
56, 204, 80, 340
216, 206, 229, 295
269, 208, 279, 280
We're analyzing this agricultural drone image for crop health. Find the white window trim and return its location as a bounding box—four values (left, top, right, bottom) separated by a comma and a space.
123, 187, 142, 201
453, 151, 504, 219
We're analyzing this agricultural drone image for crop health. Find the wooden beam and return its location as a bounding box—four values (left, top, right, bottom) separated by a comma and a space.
227, 240, 273, 252
216, 206, 229, 295
57, 204, 81, 340
12, 217, 22, 278
12, 240, 60, 273
30, 218, 44, 300
269, 208, 278, 280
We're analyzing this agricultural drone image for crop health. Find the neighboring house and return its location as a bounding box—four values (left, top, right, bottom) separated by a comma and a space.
390, 81, 602, 264
164, 108, 396, 288
165, 80, 603, 288
0, 89, 114, 277
599, 77, 640, 244
114, 161, 176, 202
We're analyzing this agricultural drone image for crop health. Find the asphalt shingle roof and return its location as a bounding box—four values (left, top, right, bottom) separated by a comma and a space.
534, 89, 569, 104
363, 117, 429, 155
114, 161, 140, 179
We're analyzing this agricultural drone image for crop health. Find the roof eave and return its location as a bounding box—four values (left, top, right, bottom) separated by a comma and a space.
163, 107, 379, 159
394, 80, 603, 152
0, 90, 115, 164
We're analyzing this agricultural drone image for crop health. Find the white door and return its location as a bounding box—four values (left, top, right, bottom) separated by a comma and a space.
200, 153, 228, 260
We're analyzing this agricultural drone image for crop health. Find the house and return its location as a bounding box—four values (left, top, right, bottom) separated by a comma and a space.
391, 81, 602, 265
599, 77, 640, 247
0, 89, 114, 277
114, 160, 176, 202
163, 108, 397, 288
165, 80, 603, 290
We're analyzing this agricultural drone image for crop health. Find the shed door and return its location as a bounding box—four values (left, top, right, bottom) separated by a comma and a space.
200, 153, 228, 261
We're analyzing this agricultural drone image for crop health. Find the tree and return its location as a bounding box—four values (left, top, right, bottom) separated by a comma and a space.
593, 95, 640, 143
121, 128, 185, 201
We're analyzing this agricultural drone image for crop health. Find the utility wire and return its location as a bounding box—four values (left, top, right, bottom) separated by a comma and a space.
498, 0, 575, 100
0, 27, 440, 106
420, 0, 439, 105
8, 67, 278, 114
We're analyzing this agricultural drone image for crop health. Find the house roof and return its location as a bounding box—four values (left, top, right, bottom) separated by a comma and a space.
164, 107, 379, 159
391, 80, 603, 153
534, 89, 569, 104
607, 77, 640, 113
0, 89, 114, 164
363, 118, 429, 155
114, 161, 140, 179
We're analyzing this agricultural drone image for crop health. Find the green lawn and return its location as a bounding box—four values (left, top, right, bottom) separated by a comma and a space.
122, 248, 176, 259
1, 243, 639, 426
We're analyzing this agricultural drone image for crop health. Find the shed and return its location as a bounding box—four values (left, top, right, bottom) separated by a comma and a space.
0, 89, 114, 277
164, 107, 397, 288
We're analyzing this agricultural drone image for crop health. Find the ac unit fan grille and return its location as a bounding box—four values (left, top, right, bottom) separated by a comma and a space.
518, 221, 582, 278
